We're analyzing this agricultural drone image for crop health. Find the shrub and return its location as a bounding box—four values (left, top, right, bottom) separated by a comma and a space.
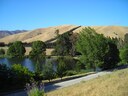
0, 64, 34, 92
0, 64, 13, 90
26, 81, 45, 96
63, 56, 76, 70
0, 49, 5, 56
56, 56, 77, 70
33, 73, 44, 81
11, 64, 33, 85
120, 49, 128, 64
56, 57, 67, 79
75, 61, 85, 72
43, 61, 55, 82
66, 70, 77, 76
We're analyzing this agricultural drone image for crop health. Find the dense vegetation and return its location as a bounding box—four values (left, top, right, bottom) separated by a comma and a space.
120, 43, 128, 64
29, 40, 46, 76
0, 48, 5, 57
76, 27, 120, 70
0, 64, 33, 92
7, 41, 26, 58
43, 61, 55, 82
52, 30, 77, 56
29, 40, 46, 60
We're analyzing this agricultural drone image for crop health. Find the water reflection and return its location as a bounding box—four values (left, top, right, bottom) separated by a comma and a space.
0, 58, 10, 67
0, 58, 35, 71
0, 58, 56, 72
22, 58, 35, 72
0, 58, 57, 72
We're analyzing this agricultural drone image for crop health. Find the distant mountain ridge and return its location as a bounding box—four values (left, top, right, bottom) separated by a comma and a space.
0, 25, 128, 44
0, 30, 28, 38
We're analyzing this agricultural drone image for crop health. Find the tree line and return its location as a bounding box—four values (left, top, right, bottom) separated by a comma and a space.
0, 27, 128, 68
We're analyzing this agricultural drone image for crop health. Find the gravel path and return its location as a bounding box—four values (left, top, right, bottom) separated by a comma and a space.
5, 71, 111, 96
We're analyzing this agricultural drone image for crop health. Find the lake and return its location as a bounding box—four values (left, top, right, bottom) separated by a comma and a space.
0, 58, 57, 72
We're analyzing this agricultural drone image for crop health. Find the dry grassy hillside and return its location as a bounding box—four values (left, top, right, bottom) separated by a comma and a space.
0, 25, 128, 44
0, 25, 78, 44
47, 68, 128, 96
73, 26, 128, 39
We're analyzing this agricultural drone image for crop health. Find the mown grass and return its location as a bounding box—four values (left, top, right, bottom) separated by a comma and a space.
47, 68, 128, 96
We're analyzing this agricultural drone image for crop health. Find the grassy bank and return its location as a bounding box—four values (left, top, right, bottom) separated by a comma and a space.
43, 71, 95, 84
47, 68, 128, 96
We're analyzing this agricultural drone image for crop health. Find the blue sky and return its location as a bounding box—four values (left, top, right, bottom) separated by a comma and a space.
0, 0, 128, 30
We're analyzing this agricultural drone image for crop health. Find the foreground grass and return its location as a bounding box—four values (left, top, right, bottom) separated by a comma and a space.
47, 68, 128, 96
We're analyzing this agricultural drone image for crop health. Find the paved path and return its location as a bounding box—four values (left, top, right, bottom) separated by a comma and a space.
5, 71, 111, 96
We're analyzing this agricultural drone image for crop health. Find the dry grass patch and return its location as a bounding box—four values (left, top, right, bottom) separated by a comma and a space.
25, 47, 31, 55
47, 68, 128, 96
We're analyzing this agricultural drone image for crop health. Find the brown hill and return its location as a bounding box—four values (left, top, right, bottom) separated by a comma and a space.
0, 30, 27, 39
0, 25, 128, 44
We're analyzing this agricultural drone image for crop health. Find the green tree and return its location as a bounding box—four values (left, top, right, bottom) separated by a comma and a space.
75, 61, 85, 72
29, 41, 46, 77
102, 39, 120, 69
0, 48, 5, 56
7, 41, 26, 58
69, 33, 78, 56
120, 43, 128, 64
0, 64, 33, 90
53, 30, 72, 56
11, 64, 33, 85
29, 40, 46, 60
35, 60, 42, 75
52, 30, 78, 56
43, 61, 55, 82
76, 27, 119, 70
56, 57, 66, 79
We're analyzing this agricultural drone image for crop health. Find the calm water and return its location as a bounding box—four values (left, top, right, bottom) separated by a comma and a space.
0, 58, 57, 72
0, 58, 35, 71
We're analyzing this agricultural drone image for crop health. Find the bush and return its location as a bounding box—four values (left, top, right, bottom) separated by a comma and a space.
33, 73, 44, 81
42, 61, 55, 82
75, 61, 85, 72
0, 49, 5, 56
56, 56, 77, 70
11, 64, 33, 85
63, 56, 76, 70
66, 70, 77, 76
120, 49, 128, 64
0, 64, 34, 92
56, 57, 67, 79
26, 81, 45, 96
0, 64, 13, 90
78, 69, 94, 74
